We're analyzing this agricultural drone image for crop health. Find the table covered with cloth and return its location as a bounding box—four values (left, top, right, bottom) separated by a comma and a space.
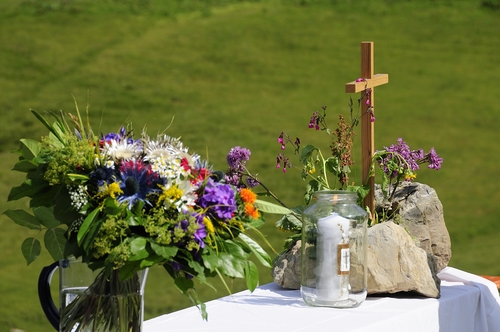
144, 267, 500, 332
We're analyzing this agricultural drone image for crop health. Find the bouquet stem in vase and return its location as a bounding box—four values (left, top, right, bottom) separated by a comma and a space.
60, 267, 148, 332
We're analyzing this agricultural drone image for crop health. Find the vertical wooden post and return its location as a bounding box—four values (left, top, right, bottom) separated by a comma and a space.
345, 42, 389, 218
361, 42, 375, 215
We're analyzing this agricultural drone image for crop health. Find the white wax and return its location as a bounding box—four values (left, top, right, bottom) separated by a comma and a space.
314, 213, 350, 302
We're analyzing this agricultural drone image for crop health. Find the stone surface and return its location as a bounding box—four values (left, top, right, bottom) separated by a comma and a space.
272, 223, 441, 298
272, 240, 302, 290
366, 221, 440, 298
374, 182, 452, 272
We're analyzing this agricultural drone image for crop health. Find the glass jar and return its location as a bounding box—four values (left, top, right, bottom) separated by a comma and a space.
300, 190, 368, 308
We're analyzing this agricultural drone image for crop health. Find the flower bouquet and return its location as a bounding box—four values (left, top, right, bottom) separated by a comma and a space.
5, 107, 284, 331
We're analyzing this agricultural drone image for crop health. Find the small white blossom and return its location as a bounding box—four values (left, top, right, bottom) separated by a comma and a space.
68, 185, 88, 211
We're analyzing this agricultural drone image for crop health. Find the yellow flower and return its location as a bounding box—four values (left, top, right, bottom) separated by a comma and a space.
96, 181, 123, 200
405, 173, 417, 181
158, 184, 183, 205
203, 217, 215, 234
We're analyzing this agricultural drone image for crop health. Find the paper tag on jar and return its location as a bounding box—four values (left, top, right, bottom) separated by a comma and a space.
337, 243, 350, 275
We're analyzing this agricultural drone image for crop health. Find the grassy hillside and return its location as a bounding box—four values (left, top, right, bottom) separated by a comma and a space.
1, 0, 499, 330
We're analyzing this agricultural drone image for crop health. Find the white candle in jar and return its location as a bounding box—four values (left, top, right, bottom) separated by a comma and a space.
314, 212, 350, 302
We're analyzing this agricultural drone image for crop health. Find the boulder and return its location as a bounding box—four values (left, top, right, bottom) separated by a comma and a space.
272, 223, 440, 298
272, 240, 302, 290
374, 182, 452, 272
367, 221, 440, 298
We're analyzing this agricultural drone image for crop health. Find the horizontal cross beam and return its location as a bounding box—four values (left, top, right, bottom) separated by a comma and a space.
345, 74, 389, 93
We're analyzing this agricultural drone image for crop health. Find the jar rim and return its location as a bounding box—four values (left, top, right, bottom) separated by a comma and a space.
313, 190, 357, 197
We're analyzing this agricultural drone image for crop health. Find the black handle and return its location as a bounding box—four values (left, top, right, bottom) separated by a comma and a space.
38, 261, 60, 331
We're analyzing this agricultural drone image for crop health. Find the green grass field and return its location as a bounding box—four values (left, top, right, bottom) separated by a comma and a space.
1, 0, 500, 330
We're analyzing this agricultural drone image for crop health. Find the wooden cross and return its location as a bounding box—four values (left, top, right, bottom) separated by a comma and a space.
345, 42, 388, 217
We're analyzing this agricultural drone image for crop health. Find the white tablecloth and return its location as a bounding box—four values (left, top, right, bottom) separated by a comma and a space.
144, 267, 500, 332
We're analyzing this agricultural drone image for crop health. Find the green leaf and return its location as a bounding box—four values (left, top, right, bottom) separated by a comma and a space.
18, 138, 40, 159
4, 209, 41, 230
21, 237, 41, 265
275, 206, 306, 232
7, 180, 49, 201
33, 206, 60, 228
139, 254, 164, 269
128, 237, 148, 261
67, 173, 89, 182
238, 233, 272, 268
12, 160, 38, 173
174, 275, 195, 294
118, 262, 141, 280
216, 241, 248, 278
31, 110, 66, 144
300, 144, 317, 162
103, 197, 122, 216
77, 208, 99, 245
44, 228, 66, 261
244, 261, 259, 292
254, 199, 292, 215
187, 259, 206, 279
201, 247, 220, 271
325, 156, 340, 174
150, 242, 178, 260
304, 179, 320, 204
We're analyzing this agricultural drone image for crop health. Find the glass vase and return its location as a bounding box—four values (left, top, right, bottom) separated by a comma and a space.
300, 190, 368, 308
59, 257, 148, 332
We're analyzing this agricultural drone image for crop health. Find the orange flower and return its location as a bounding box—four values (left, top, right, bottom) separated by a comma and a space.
239, 188, 257, 204
244, 203, 259, 219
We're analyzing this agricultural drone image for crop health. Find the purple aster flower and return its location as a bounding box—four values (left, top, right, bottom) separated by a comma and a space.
116, 160, 161, 209
197, 179, 236, 220
227, 146, 251, 171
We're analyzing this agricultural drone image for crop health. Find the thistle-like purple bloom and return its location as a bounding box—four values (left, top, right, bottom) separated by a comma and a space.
197, 179, 236, 220
117, 160, 161, 209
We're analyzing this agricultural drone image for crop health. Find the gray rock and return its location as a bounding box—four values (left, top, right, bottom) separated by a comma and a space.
272, 240, 302, 289
367, 221, 440, 298
272, 223, 440, 298
374, 182, 452, 272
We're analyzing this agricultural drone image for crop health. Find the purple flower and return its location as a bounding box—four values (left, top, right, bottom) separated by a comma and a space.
101, 126, 137, 145
246, 176, 259, 188
425, 148, 443, 170
379, 138, 443, 180
197, 179, 236, 220
223, 173, 241, 187
308, 111, 320, 130
227, 146, 251, 171
192, 213, 207, 249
